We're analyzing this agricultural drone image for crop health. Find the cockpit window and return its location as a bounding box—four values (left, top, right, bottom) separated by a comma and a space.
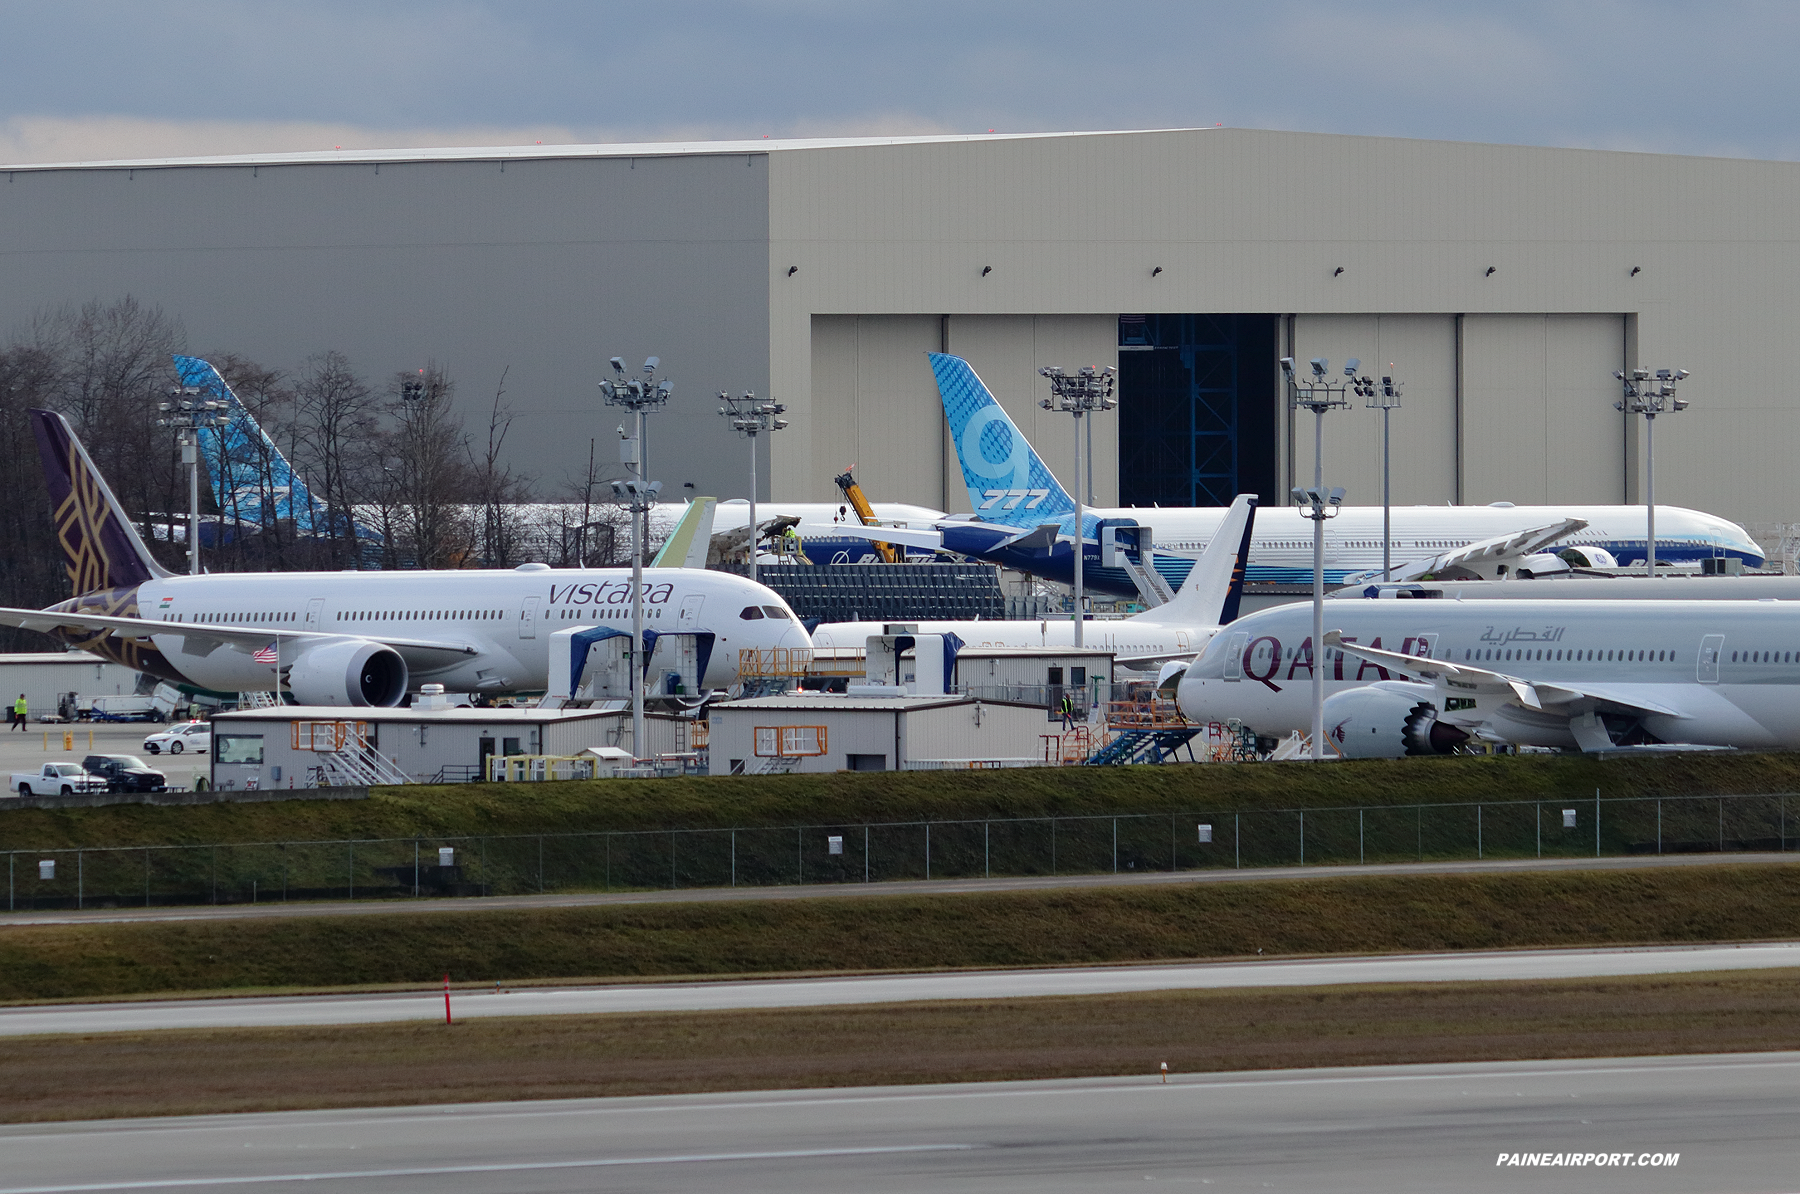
739, 606, 765, 620
762, 606, 788, 620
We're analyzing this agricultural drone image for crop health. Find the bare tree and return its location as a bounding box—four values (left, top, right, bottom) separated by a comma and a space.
465, 367, 535, 566
0, 346, 67, 646
290, 350, 381, 569
383, 363, 473, 569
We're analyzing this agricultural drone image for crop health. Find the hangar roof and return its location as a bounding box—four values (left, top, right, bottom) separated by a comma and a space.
0, 128, 1158, 172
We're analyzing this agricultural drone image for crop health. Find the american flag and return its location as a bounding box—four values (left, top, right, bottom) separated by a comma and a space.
253, 643, 279, 664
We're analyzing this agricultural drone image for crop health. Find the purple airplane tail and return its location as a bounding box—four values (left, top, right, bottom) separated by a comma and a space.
29, 409, 172, 596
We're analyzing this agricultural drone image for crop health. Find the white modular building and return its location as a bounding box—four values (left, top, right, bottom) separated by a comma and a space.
3, 128, 1796, 528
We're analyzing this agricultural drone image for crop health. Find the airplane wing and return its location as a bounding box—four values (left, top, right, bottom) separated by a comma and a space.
1322, 630, 1685, 718
0, 607, 479, 663
815, 523, 945, 550
1342, 518, 1588, 584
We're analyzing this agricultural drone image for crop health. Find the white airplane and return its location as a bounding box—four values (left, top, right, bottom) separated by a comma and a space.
811, 494, 1257, 668
927, 353, 1765, 595
0, 411, 811, 706
1176, 595, 1800, 755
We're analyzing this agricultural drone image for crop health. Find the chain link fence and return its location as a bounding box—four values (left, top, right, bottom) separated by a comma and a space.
4, 791, 1795, 911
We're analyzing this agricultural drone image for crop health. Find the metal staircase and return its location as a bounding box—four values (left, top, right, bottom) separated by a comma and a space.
318, 736, 414, 786
1084, 727, 1200, 766
746, 754, 804, 776
237, 690, 279, 709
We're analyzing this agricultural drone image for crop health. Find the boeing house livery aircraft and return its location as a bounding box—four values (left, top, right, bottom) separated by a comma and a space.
1176, 597, 1800, 755
0, 411, 811, 705
927, 353, 1763, 595
812, 494, 1258, 667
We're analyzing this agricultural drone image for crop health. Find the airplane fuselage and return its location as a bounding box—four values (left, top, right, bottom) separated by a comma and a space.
1177, 598, 1800, 750
52, 566, 811, 697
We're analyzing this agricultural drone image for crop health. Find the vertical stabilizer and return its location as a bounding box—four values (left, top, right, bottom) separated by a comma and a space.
651, 497, 717, 568
174, 354, 335, 537
29, 409, 173, 593
1142, 495, 1257, 626
929, 353, 1076, 524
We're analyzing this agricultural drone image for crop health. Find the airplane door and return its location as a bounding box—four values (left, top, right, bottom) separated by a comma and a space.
303, 598, 325, 630
1698, 634, 1724, 684
1176, 631, 1191, 654
519, 596, 540, 640
1222, 632, 1248, 681
678, 594, 704, 631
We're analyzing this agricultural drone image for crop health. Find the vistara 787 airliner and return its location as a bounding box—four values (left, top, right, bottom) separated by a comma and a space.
0, 411, 811, 706
926, 353, 1764, 595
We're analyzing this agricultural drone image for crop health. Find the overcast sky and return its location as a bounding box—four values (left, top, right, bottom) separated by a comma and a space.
3, 1, 1799, 164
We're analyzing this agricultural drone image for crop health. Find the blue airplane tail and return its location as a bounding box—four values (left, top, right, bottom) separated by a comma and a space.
174, 355, 375, 543
929, 353, 1077, 525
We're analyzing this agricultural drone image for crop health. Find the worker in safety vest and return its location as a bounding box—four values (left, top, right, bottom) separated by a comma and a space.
1060, 693, 1076, 730
11, 693, 26, 731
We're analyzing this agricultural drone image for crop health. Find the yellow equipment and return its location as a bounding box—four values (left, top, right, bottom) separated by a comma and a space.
832, 469, 900, 563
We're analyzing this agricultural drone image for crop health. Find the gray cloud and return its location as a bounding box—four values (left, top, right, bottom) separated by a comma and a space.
2, 1, 1799, 162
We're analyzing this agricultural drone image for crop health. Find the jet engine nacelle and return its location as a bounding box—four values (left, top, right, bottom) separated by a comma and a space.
287, 639, 409, 707
1322, 680, 1469, 759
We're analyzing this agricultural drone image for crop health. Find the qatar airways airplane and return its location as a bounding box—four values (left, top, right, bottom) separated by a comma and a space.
927, 353, 1764, 594
0, 411, 811, 706
1175, 596, 1800, 755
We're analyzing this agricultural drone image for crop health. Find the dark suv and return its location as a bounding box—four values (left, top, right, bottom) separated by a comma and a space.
81, 754, 167, 793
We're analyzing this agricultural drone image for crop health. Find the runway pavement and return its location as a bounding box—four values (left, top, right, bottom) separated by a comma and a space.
5, 848, 1798, 927
0, 1051, 1791, 1192
3, 942, 1798, 1037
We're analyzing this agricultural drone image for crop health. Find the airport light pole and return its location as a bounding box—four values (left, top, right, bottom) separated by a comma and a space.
1281, 356, 1351, 761
1614, 367, 1689, 577
1364, 369, 1403, 578
718, 391, 788, 586
601, 357, 673, 762
156, 386, 230, 575
1038, 365, 1117, 648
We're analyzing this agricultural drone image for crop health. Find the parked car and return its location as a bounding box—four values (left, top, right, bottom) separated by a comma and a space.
11, 763, 107, 797
81, 754, 167, 793
143, 721, 211, 755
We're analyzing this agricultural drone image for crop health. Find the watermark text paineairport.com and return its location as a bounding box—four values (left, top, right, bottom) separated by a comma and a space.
1497, 1153, 1679, 1168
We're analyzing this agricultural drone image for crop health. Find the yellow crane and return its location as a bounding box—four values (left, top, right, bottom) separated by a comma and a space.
833, 468, 900, 563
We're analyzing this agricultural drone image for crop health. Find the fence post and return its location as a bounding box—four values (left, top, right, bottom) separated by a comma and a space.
1536, 803, 1541, 858
796, 827, 802, 886
1113, 818, 1118, 874
1595, 788, 1601, 857
7, 852, 11, 912
77, 850, 83, 911
1718, 797, 1723, 852
145, 848, 151, 908
413, 839, 419, 898
864, 825, 869, 884
1299, 811, 1305, 866
1234, 813, 1240, 869
538, 836, 544, 893
213, 845, 219, 904
730, 830, 735, 888
1658, 800, 1663, 854
1051, 818, 1057, 875
1359, 808, 1364, 865
984, 821, 990, 879
1477, 805, 1482, 860
1417, 806, 1422, 861
348, 843, 353, 900
925, 823, 931, 880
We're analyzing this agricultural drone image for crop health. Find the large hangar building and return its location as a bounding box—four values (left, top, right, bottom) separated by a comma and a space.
2, 128, 1795, 529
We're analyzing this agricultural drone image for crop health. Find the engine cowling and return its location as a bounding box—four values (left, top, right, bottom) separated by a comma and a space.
1321, 681, 1470, 759
287, 639, 409, 707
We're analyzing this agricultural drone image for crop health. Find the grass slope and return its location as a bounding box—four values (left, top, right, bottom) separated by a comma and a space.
3, 751, 1800, 851
4, 970, 1798, 1122
3, 864, 1799, 1001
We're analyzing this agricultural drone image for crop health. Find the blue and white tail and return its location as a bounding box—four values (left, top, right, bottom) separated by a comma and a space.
929, 353, 1076, 525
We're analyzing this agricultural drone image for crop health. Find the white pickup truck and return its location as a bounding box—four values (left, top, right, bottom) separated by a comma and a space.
11, 762, 108, 797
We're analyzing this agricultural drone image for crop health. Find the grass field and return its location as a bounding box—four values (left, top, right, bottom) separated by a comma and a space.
3, 750, 1800, 852
4, 969, 1798, 1122
4, 863, 1800, 1002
